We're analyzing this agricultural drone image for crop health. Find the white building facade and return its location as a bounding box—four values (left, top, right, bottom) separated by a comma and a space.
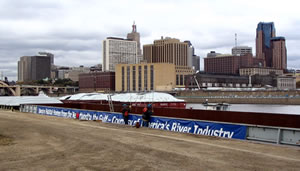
239, 67, 283, 76
103, 37, 137, 71
232, 46, 252, 56
277, 76, 296, 90
56, 66, 90, 82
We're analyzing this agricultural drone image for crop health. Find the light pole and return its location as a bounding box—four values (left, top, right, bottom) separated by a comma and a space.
248, 74, 254, 87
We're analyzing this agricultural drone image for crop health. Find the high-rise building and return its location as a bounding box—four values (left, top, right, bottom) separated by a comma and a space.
102, 37, 137, 72
271, 37, 287, 70
232, 46, 252, 56
193, 55, 200, 71
256, 22, 287, 69
143, 37, 194, 87
127, 22, 143, 63
256, 22, 275, 62
38, 52, 54, 65
204, 54, 254, 75
18, 52, 52, 82
143, 37, 188, 66
185, 40, 200, 71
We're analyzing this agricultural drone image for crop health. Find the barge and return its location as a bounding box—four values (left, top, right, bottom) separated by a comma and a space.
60, 92, 186, 108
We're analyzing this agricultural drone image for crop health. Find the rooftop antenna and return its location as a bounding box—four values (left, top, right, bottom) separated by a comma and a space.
235, 33, 238, 48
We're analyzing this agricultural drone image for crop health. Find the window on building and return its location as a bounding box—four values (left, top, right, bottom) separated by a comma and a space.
127, 66, 130, 91
144, 65, 148, 91
122, 66, 124, 91
132, 66, 136, 91
180, 75, 183, 85
138, 66, 142, 91
103, 41, 106, 71
150, 65, 154, 91
176, 75, 179, 85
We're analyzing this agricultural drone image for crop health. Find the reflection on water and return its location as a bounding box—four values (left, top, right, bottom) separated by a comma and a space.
186, 103, 300, 115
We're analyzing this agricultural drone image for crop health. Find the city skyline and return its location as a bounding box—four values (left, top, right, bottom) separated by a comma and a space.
0, 0, 300, 81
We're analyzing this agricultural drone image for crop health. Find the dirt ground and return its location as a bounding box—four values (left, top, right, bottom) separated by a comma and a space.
1, 110, 300, 171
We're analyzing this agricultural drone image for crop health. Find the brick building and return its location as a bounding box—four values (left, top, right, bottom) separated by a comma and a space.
79, 72, 115, 92
204, 54, 254, 75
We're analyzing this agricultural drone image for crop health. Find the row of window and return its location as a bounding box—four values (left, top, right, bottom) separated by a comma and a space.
122, 65, 154, 91
176, 75, 184, 86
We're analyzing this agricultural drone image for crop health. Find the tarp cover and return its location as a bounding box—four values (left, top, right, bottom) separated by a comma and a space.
59, 92, 184, 102
0, 91, 63, 106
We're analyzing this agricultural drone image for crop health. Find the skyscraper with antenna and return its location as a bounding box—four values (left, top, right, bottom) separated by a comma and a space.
232, 33, 252, 56
235, 33, 237, 48
127, 21, 142, 63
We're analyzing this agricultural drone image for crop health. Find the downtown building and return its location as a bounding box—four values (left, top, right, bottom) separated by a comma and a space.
204, 53, 254, 75
232, 46, 252, 56
53, 65, 90, 82
79, 72, 115, 92
198, 22, 293, 89
102, 37, 137, 72
115, 63, 176, 92
256, 22, 287, 70
143, 37, 195, 87
204, 22, 287, 75
18, 52, 53, 82
80, 24, 140, 93
185, 41, 200, 71
127, 22, 143, 64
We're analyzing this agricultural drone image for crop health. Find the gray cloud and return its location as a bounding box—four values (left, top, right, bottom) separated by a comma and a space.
0, 0, 300, 81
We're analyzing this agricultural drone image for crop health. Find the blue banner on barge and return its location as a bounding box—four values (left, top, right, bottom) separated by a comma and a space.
36, 106, 247, 140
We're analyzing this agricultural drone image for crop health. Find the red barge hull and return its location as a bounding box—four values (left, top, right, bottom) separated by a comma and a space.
47, 101, 300, 129
62, 100, 186, 109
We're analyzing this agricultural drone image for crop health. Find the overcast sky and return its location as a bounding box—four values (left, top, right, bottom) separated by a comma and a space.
0, 0, 299, 81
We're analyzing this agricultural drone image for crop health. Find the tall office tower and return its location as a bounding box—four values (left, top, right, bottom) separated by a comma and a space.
271, 37, 287, 69
18, 53, 52, 82
38, 52, 54, 65
232, 46, 252, 56
18, 56, 30, 82
127, 22, 142, 63
256, 22, 287, 69
256, 22, 275, 63
102, 37, 137, 71
185, 40, 193, 67
193, 55, 200, 71
143, 37, 188, 66
184, 41, 200, 71
143, 37, 194, 87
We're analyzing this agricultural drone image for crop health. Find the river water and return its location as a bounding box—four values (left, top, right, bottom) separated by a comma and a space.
186, 103, 300, 115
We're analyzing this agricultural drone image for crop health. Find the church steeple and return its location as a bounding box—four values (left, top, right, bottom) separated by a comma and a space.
127, 21, 141, 63
132, 21, 136, 33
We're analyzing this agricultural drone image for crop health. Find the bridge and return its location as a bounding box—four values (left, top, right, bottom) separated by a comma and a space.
0, 80, 78, 96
